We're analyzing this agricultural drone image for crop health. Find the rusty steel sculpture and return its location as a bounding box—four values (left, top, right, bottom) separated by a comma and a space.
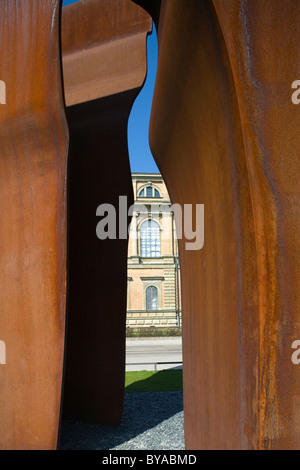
0, 0, 300, 450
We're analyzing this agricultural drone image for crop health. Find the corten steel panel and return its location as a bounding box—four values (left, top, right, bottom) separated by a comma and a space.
61, 0, 151, 424
0, 0, 69, 450
62, 91, 137, 424
139, 0, 259, 450
136, 0, 300, 450
132, 0, 162, 29
62, 0, 152, 105
212, 0, 300, 450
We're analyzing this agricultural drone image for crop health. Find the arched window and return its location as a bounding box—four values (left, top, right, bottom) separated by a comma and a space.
140, 220, 161, 258
146, 286, 159, 311
138, 186, 161, 198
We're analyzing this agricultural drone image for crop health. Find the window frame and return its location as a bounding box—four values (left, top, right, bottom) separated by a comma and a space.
146, 285, 159, 311
138, 185, 161, 199
140, 219, 161, 258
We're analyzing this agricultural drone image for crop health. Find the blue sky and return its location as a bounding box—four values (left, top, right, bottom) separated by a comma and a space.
62, 0, 159, 174
62, 0, 80, 5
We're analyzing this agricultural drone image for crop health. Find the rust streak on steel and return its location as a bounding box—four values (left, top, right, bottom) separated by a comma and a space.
0, 0, 69, 450
62, 0, 152, 106
135, 0, 300, 450
212, 0, 300, 450
61, 0, 152, 425
137, 0, 259, 449
1, 0, 300, 451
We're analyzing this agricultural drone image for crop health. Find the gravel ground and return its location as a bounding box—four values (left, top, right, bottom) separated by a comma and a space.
60, 391, 184, 450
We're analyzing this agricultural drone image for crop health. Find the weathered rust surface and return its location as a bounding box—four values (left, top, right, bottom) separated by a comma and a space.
0, 0, 69, 450
2, 0, 299, 451
62, 91, 137, 425
62, 0, 152, 106
61, 0, 151, 425
212, 0, 300, 450
136, 0, 300, 450
139, 0, 259, 450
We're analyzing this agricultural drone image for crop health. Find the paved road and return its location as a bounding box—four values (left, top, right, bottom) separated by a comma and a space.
126, 337, 182, 371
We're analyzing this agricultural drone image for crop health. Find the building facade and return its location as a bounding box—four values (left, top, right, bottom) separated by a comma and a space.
127, 173, 181, 329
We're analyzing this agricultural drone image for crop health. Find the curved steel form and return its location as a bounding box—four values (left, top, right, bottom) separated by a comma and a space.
61, 0, 151, 427
0, 0, 300, 450
0, 0, 69, 450
138, 0, 300, 450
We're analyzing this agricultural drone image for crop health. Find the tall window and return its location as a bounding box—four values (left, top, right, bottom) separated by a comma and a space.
146, 286, 159, 311
140, 220, 161, 258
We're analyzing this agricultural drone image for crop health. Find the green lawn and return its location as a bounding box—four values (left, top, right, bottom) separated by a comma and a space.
125, 370, 183, 393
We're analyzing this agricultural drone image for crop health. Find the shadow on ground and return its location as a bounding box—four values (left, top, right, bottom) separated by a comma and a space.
59, 391, 183, 450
